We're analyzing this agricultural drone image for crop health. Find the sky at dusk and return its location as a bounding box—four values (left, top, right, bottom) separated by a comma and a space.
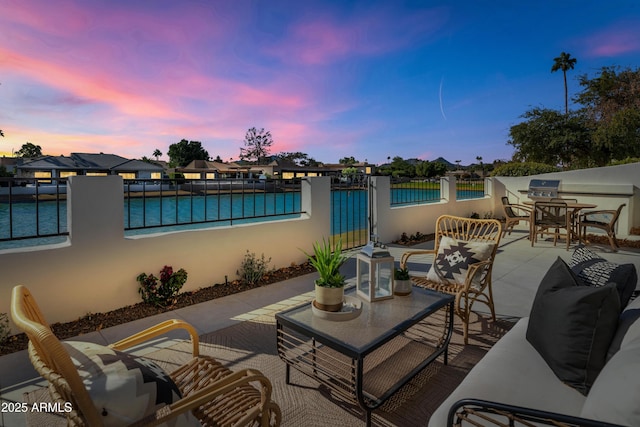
1, 0, 640, 165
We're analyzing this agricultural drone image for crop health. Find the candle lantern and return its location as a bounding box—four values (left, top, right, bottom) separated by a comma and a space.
356, 240, 395, 302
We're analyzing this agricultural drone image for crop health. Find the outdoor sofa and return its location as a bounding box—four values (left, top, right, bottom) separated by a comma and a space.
429, 246, 640, 427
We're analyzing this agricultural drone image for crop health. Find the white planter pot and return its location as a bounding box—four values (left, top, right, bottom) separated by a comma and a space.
314, 284, 344, 312
394, 279, 412, 296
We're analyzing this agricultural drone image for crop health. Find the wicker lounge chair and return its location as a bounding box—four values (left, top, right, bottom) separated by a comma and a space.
400, 215, 502, 344
579, 203, 626, 251
10, 285, 281, 427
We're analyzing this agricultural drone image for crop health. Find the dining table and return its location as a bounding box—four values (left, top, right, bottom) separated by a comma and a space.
524, 200, 598, 243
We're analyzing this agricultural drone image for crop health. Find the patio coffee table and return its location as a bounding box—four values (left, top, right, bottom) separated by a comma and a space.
276, 286, 454, 426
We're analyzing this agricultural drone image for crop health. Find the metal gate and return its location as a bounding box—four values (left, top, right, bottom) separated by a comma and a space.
330, 174, 369, 250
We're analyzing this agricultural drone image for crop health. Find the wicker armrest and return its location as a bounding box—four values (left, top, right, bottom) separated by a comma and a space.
400, 248, 436, 269
463, 260, 491, 287
511, 203, 532, 214
132, 362, 279, 427
447, 398, 624, 427
110, 319, 200, 357
580, 209, 616, 221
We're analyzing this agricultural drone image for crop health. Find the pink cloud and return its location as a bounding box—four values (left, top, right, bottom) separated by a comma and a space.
266, 6, 448, 65
1, 48, 178, 119
1, 1, 428, 164
578, 22, 640, 57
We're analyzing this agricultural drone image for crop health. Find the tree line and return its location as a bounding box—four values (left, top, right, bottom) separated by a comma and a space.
507, 64, 640, 170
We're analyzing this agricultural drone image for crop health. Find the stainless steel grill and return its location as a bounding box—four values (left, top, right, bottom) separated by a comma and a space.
527, 179, 560, 200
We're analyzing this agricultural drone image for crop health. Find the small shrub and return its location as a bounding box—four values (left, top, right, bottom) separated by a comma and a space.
490, 161, 559, 177
237, 251, 272, 285
0, 312, 10, 344
137, 265, 188, 307
610, 157, 640, 166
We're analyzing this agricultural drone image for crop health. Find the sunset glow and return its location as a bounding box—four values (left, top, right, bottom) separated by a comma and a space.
1, 0, 639, 164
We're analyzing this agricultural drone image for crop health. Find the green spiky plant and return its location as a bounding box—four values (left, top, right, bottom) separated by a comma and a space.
302, 237, 348, 288
394, 267, 410, 281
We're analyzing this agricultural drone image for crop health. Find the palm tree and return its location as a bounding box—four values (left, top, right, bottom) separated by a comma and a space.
476, 156, 484, 177
551, 52, 577, 114
153, 149, 162, 161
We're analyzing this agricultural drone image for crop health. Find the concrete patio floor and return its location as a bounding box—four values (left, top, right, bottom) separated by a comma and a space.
2, 226, 639, 427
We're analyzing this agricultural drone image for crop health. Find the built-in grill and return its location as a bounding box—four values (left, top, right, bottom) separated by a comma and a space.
527, 179, 560, 200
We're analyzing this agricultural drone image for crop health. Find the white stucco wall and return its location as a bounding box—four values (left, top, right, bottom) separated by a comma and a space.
3, 165, 636, 330
0, 176, 331, 329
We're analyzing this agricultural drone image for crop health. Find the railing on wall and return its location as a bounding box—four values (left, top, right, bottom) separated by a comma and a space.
0, 176, 487, 249
390, 177, 442, 206
330, 176, 369, 249
124, 178, 303, 233
390, 177, 485, 205
0, 177, 68, 244
457, 179, 485, 200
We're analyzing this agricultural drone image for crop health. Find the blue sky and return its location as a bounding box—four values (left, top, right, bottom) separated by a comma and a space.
1, 0, 639, 165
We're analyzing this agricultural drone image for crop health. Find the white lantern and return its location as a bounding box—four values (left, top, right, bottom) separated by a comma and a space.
356, 242, 395, 302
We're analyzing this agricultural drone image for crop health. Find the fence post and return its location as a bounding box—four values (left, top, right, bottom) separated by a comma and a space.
370, 176, 392, 242
301, 176, 331, 240
68, 176, 124, 246
441, 175, 457, 202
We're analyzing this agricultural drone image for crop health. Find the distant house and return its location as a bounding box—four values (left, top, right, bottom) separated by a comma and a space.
177, 160, 251, 179
16, 153, 164, 180
177, 158, 375, 180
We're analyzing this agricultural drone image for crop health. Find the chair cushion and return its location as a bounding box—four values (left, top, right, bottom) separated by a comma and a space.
580, 339, 640, 426
426, 236, 495, 286
526, 257, 620, 395
569, 245, 637, 307
64, 341, 199, 427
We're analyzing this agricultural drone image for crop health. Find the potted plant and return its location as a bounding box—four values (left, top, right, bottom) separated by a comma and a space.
394, 266, 412, 296
303, 237, 348, 312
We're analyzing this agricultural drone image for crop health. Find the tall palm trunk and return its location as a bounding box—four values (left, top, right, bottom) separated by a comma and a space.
551, 52, 577, 115
563, 71, 569, 115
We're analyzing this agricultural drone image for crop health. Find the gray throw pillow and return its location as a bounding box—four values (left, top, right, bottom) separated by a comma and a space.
569, 246, 637, 308
526, 257, 621, 395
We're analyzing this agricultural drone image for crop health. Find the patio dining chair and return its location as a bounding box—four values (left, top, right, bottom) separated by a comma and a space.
400, 215, 502, 344
10, 285, 281, 427
579, 203, 626, 251
551, 198, 579, 240
531, 201, 571, 250
500, 196, 532, 237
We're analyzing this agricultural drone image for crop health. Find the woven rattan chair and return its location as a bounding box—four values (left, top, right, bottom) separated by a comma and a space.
579, 203, 626, 251
400, 215, 502, 344
500, 196, 532, 237
10, 285, 281, 427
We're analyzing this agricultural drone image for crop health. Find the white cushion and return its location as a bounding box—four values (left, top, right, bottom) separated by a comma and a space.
580, 339, 640, 425
428, 318, 586, 427
64, 341, 199, 427
426, 236, 495, 286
